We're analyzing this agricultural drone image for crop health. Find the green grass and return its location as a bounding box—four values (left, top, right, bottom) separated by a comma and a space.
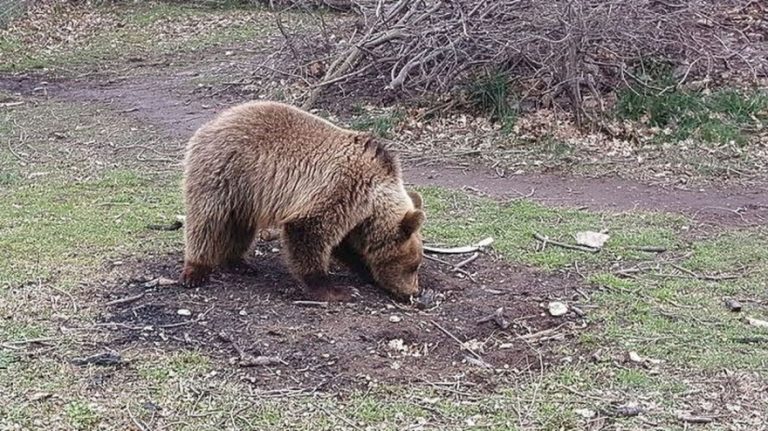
417, 186, 685, 270
65, 400, 101, 430
468, 70, 517, 133
0, 1, 286, 73
616, 81, 768, 145
350, 107, 406, 139
0, 169, 182, 287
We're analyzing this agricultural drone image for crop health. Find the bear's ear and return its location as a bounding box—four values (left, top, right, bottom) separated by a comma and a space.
407, 190, 423, 210
400, 210, 425, 237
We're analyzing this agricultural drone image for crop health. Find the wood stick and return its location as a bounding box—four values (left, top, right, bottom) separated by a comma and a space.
430, 320, 490, 367
424, 237, 494, 254
453, 252, 480, 270
105, 292, 145, 306
533, 233, 599, 253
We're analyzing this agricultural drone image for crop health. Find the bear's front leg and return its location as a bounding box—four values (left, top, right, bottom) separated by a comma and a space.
282, 217, 359, 302
332, 236, 374, 284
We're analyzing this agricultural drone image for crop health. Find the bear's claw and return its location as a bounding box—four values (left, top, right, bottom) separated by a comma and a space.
180, 262, 211, 288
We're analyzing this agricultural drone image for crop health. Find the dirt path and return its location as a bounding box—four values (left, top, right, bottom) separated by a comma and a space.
404, 165, 768, 225
3, 73, 767, 226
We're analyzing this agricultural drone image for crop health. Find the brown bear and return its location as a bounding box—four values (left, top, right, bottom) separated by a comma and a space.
179, 100, 425, 302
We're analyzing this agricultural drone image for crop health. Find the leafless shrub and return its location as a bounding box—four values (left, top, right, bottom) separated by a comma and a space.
270, 0, 767, 122
246, 0, 357, 11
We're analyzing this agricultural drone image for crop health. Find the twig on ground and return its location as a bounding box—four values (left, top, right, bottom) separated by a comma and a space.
630, 245, 668, 253
423, 237, 494, 254
453, 252, 480, 270
676, 413, 714, 424
476, 307, 510, 330
7, 139, 26, 162
669, 264, 742, 281
507, 188, 536, 202
218, 330, 286, 367
0, 101, 24, 108
292, 300, 329, 307
534, 233, 599, 253
1, 337, 57, 347
146, 221, 183, 231
127, 404, 151, 431
105, 292, 146, 307
431, 320, 491, 367
423, 254, 476, 281
517, 323, 569, 341
51, 285, 78, 314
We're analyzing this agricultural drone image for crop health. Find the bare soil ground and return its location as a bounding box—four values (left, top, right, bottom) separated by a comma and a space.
99, 239, 580, 391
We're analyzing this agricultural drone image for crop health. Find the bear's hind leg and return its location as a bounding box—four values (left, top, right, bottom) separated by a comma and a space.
223, 221, 257, 274
181, 212, 238, 287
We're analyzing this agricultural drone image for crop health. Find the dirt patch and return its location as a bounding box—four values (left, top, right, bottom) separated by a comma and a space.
97, 240, 581, 391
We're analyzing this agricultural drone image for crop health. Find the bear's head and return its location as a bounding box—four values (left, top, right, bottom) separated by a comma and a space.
366, 190, 425, 300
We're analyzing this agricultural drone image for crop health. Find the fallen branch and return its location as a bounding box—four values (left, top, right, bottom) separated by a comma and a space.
476, 307, 510, 330
424, 237, 494, 254
630, 245, 667, 253
219, 330, 286, 367
0, 101, 24, 108
423, 254, 476, 281
452, 252, 480, 271
126, 404, 151, 431
533, 233, 599, 253
670, 264, 741, 281
292, 300, 329, 307
431, 320, 491, 368
70, 351, 122, 367
676, 413, 714, 424
146, 221, 183, 231
1, 337, 57, 347
105, 292, 146, 307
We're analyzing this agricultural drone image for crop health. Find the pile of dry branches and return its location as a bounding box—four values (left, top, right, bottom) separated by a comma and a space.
275, 0, 767, 120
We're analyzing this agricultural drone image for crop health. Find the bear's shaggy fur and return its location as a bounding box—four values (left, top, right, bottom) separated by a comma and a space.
180, 100, 425, 301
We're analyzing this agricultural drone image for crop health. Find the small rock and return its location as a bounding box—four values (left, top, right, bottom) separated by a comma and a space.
613, 403, 643, 417
177, 308, 192, 316
142, 402, 161, 412
548, 301, 568, 316
574, 408, 596, 419
627, 351, 644, 363
745, 316, 768, 328
239, 309, 247, 316
574, 231, 610, 249
239, 355, 282, 367
725, 299, 742, 312
616, 405, 643, 417
389, 315, 402, 323
462, 339, 485, 353
414, 289, 443, 310
387, 339, 406, 352
143, 277, 177, 288
156, 277, 177, 286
